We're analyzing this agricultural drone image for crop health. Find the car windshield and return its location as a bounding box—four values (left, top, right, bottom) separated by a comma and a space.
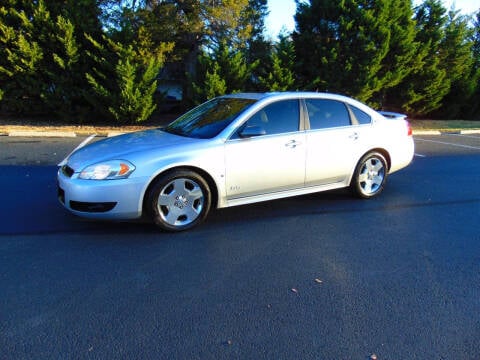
164, 97, 257, 139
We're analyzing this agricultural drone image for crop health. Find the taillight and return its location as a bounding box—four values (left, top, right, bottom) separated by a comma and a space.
406, 121, 413, 136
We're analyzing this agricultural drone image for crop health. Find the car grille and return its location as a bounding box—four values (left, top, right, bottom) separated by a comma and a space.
61, 165, 74, 178
70, 201, 117, 213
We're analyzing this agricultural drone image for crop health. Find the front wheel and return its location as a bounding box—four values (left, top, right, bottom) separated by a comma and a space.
350, 152, 388, 199
146, 170, 211, 232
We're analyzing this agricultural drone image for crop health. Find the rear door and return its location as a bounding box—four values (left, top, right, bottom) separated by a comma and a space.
304, 98, 372, 186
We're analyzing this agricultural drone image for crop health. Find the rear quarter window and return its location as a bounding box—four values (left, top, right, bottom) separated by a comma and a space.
350, 105, 372, 125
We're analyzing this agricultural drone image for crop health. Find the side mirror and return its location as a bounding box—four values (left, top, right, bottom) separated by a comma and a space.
239, 125, 266, 138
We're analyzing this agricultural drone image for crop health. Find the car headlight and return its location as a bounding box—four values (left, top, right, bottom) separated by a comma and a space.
78, 160, 136, 180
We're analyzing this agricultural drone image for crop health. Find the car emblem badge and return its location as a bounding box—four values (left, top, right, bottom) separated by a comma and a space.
174, 194, 188, 209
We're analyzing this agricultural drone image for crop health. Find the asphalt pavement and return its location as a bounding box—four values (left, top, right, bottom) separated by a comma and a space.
0, 134, 479, 359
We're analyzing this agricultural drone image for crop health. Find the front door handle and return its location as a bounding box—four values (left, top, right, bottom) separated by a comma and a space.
285, 140, 301, 148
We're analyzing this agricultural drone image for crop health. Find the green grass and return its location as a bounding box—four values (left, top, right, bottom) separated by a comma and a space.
410, 120, 480, 131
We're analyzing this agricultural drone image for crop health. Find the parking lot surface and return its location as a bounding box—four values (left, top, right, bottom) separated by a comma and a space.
1, 134, 479, 359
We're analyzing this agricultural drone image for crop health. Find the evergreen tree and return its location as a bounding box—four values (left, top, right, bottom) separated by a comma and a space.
468, 11, 480, 119
374, 0, 419, 108
85, 32, 172, 123
390, 0, 449, 116
0, 0, 78, 113
193, 61, 227, 100
259, 33, 295, 91
435, 8, 475, 118
243, 0, 272, 89
293, 0, 417, 104
0, 0, 104, 119
0, 1, 52, 114
202, 0, 252, 52
216, 41, 256, 93
192, 40, 257, 102
133, 1, 205, 102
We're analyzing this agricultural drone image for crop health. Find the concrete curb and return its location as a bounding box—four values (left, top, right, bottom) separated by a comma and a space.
460, 129, 480, 135
106, 131, 127, 137
413, 129, 480, 136
2, 130, 134, 137
412, 130, 442, 135
7, 130, 77, 137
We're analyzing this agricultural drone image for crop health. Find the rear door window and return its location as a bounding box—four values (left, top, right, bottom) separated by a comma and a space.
305, 99, 351, 130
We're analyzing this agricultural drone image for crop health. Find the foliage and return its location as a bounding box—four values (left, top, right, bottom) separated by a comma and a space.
202, 0, 252, 52
390, 0, 450, 116
293, 0, 419, 106
0, 0, 102, 119
85, 33, 173, 123
1, 0, 480, 121
192, 40, 257, 103
0, 1, 48, 114
0, 1, 78, 116
259, 33, 295, 91
193, 61, 227, 100
468, 11, 480, 119
243, 0, 272, 89
434, 9, 476, 118
372, 1, 420, 108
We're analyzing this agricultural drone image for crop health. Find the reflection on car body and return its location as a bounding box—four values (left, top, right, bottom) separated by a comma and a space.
57, 92, 414, 231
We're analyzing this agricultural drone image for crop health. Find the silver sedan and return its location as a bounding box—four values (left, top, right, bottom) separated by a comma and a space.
57, 92, 414, 231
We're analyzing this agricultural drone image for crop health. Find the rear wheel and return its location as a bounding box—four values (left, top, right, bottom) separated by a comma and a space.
147, 170, 211, 232
351, 152, 388, 199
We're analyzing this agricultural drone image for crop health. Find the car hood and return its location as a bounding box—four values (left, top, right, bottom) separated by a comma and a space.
66, 129, 199, 170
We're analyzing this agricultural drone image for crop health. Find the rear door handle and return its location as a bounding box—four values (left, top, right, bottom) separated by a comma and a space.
349, 132, 359, 140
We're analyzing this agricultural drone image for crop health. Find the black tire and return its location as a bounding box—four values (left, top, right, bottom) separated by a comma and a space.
350, 151, 388, 199
146, 169, 211, 232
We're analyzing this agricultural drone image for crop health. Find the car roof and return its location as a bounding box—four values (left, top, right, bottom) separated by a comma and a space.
221, 92, 376, 115
222, 92, 356, 102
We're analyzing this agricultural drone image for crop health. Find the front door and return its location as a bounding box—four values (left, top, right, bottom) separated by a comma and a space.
224, 99, 305, 199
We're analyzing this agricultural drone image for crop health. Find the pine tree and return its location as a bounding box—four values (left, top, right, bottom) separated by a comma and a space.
390, 0, 450, 116
374, 0, 420, 108
0, 0, 104, 119
192, 40, 256, 102
435, 9, 476, 119
135, 1, 205, 101
243, 0, 272, 90
293, 0, 418, 104
259, 33, 295, 91
202, 0, 252, 52
0, 1, 46, 114
85, 32, 172, 123
468, 11, 480, 119
193, 62, 227, 100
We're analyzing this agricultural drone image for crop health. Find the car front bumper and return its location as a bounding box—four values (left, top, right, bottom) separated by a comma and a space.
57, 168, 149, 220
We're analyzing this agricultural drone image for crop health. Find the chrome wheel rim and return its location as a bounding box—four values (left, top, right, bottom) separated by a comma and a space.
157, 178, 204, 227
358, 157, 385, 195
